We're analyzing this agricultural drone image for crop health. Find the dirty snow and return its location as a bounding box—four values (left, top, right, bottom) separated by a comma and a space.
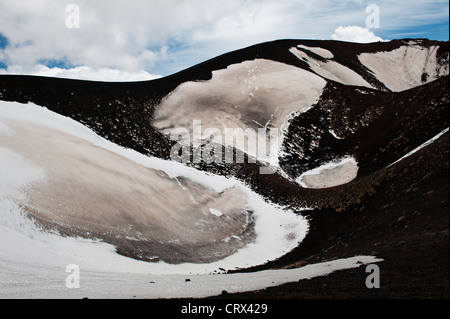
290, 47, 374, 88
358, 45, 449, 92
0, 100, 308, 274
153, 59, 326, 168
297, 45, 334, 59
209, 208, 223, 217
296, 157, 359, 189
0, 100, 384, 299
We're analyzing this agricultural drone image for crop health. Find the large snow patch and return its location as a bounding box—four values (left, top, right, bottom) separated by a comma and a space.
358, 45, 449, 92
0, 100, 308, 274
153, 59, 326, 167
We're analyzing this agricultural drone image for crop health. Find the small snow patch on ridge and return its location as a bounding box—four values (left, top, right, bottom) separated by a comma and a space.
289, 47, 373, 88
297, 45, 334, 59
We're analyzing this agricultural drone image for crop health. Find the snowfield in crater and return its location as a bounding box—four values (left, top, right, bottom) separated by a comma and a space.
2, 40, 445, 298
0, 100, 308, 274
153, 58, 327, 167
0, 100, 384, 298
359, 45, 449, 91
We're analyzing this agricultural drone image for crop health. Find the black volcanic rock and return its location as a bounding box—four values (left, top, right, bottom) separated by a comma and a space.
0, 39, 448, 192
280, 76, 449, 179
0, 38, 448, 298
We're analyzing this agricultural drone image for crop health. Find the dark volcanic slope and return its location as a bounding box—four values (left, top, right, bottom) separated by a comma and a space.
0, 39, 447, 156
3, 40, 315, 163
214, 131, 449, 299
281, 76, 449, 180
292, 38, 449, 91
0, 38, 449, 298
0, 39, 448, 195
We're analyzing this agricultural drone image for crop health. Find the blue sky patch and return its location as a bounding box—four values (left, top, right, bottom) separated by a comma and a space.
37, 58, 77, 70
0, 33, 9, 49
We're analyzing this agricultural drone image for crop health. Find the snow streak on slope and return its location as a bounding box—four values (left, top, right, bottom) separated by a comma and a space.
289, 46, 374, 88
358, 45, 449, 92
153, 59, 326, 167
388, 127, 450, 167
0, 100, 308, 274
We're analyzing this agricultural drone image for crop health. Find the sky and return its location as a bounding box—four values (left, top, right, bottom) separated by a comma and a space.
0, 0, 448, 81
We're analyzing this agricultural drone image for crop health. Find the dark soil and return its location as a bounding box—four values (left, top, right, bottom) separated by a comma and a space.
212, 131, 449, 299
0, 38, 448, 299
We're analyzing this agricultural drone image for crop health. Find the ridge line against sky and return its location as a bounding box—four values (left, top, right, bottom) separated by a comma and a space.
0, 0, 448, 81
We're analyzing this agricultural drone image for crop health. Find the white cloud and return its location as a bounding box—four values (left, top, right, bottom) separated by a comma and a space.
1, 0, 320, 76
0, 65, 161, 82
0, 0, 447, 77
331, 26, 385, 43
